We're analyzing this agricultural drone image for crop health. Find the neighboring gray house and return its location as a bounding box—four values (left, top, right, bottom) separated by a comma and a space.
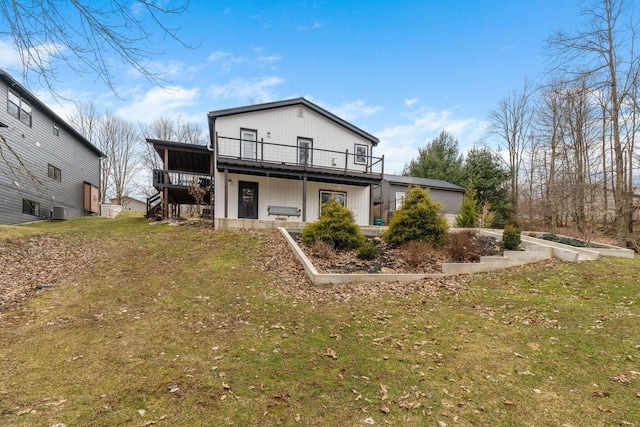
376, 174, 465, 225
0, 69, 104, 225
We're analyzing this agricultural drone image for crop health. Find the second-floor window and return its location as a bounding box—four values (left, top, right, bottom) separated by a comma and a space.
298, 137, 313, 166
7, 88, 32, 127
48, 164, 62, 181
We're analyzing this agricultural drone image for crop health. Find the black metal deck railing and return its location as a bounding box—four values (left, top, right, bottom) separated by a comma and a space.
216, 136, 384, 177
152, 169, 213, 189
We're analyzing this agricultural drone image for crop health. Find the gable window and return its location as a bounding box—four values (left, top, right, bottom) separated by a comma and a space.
354, 144, 368, 165
53, 124, 59, 136
298, 137, 313, 166
22, 199, 40, 216
7, 88, 32, 127
240, 128, 257, 159
320, 190, 346, 213
48, 164, 62, 181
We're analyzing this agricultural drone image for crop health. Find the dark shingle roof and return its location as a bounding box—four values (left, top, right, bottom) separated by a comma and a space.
384, 174, 465, 192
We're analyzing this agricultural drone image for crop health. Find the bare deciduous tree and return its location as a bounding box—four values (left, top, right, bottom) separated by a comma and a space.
0, 0, 193, 99
546, 0, 639, 245
488, 79, 536, 220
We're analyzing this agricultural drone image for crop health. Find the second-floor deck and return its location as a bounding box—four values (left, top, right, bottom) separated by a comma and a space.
215, 136, 384, 185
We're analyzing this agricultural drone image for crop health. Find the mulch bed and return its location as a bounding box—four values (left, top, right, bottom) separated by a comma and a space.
288, 231, 505, 274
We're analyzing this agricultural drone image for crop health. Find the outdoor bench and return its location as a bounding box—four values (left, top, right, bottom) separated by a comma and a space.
267, 205, 301, 217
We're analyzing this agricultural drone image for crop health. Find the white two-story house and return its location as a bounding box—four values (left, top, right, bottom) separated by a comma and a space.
0, 69, 104, 225
207, 98, 384, 227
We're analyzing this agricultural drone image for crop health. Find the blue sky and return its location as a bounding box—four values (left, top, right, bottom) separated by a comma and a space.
0, 0, 585, 174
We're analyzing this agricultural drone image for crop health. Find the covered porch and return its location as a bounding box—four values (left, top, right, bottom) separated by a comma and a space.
147, 139, 215, 219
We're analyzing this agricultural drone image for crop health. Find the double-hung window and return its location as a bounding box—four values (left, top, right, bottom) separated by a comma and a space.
7, 89, 32, 127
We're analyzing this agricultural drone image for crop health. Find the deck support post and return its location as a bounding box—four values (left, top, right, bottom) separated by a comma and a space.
302, 175, 307, 222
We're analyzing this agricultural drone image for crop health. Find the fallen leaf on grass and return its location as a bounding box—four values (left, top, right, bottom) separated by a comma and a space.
380, 383, 389, 401
503, 400, 517, 406
364, 417, 375, 424
380, 404, 390, 414
325, 348, 337, 359
16, 407, 33, 416
610, 375, 631, 385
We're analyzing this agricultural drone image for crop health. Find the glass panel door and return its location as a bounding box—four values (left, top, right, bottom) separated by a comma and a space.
298, 138, 312, 166
238, 181, 259, 219
241, 129, 257, 159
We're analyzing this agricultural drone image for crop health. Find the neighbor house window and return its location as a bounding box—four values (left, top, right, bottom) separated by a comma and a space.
53, 124, 59, 136
22, 199, 40, 216
320, 190, 346, 213
395, 192, 405, 209
354, 144, 368, 164
7, 88, 32, 127
48, 164, 61, 181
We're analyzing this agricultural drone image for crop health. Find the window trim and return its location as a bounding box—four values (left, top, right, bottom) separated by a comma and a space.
7, 88, 32, 127
354, 144, 368, 165
319, 190, 346, 213
48, 164, 62, 182
22, 199, 40, 216
297, 137, 313, 166
240, 128, 257, 159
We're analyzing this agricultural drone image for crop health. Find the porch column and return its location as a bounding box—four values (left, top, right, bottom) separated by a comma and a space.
369, 184, 374, 225
224, 168, 229, 218
163, 148, 169, 219
302, 175, 307, 222
210, 152, 215, 227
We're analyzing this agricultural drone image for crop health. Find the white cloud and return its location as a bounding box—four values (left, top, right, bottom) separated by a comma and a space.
317, 99, 383, 122
208, 50, 233, 62
297, 22, 323, 30
208, 49, 280, 73
375, 109, 489, 175
116, 86, 201, 123
0, 39, 22, 69
207, 76, 284, 104
404, 97, 418, 107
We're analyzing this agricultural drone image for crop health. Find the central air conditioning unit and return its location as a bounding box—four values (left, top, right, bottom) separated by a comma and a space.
52, 206, 68, 220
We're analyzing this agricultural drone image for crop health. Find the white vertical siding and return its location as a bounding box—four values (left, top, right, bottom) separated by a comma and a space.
215, 105, 373, 155
214, 172, 371, 225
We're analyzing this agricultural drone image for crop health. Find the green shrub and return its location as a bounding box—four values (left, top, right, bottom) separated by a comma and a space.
455, 187, 479, 228
502, 224, 522, 250
384, 186, 449, 246
357, 241, 379, 260
301, 197, 365, 250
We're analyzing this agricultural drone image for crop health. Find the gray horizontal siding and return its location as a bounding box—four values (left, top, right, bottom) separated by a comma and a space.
0, 79, 101, 225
